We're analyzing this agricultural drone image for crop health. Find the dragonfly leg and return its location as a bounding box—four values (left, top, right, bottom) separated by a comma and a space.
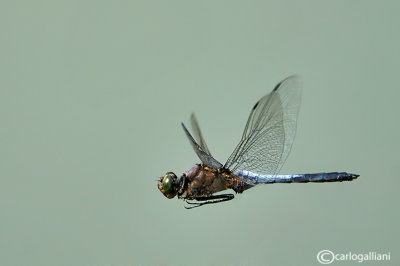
184, 194, 234, 209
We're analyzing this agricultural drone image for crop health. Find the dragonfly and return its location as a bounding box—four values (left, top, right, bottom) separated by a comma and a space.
158, 76, 359, 209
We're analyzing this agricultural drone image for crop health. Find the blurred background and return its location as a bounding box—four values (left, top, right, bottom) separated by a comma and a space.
1, 1, 399, 265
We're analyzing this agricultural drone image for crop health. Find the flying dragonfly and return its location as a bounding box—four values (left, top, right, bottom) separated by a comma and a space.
158, 76, 359, 209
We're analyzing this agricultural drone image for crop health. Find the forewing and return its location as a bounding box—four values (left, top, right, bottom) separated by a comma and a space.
182, 122, 223, 168
190, 113, 212, 155
224, 76, 302, 175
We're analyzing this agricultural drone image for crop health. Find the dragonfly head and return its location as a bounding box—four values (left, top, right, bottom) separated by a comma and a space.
158, 172, 178, 199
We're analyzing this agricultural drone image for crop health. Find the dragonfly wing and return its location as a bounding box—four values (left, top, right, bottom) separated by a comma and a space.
182, 122, 223, 168
224, 75, 302, 176
190, 113, 212, 155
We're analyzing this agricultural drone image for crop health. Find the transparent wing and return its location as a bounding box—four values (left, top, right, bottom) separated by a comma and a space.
182, 122, 223, 168
224, 76, 302, 175
190, 113, 212, 155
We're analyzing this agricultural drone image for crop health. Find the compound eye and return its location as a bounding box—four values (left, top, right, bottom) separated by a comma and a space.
162, 174, 174, 193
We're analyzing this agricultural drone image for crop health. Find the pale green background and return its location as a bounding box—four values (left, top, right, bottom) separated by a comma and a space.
1, 1, 399, 266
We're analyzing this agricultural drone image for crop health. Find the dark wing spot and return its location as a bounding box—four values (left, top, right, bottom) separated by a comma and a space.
273, 81, 283, 92
252, 101, 259, 110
